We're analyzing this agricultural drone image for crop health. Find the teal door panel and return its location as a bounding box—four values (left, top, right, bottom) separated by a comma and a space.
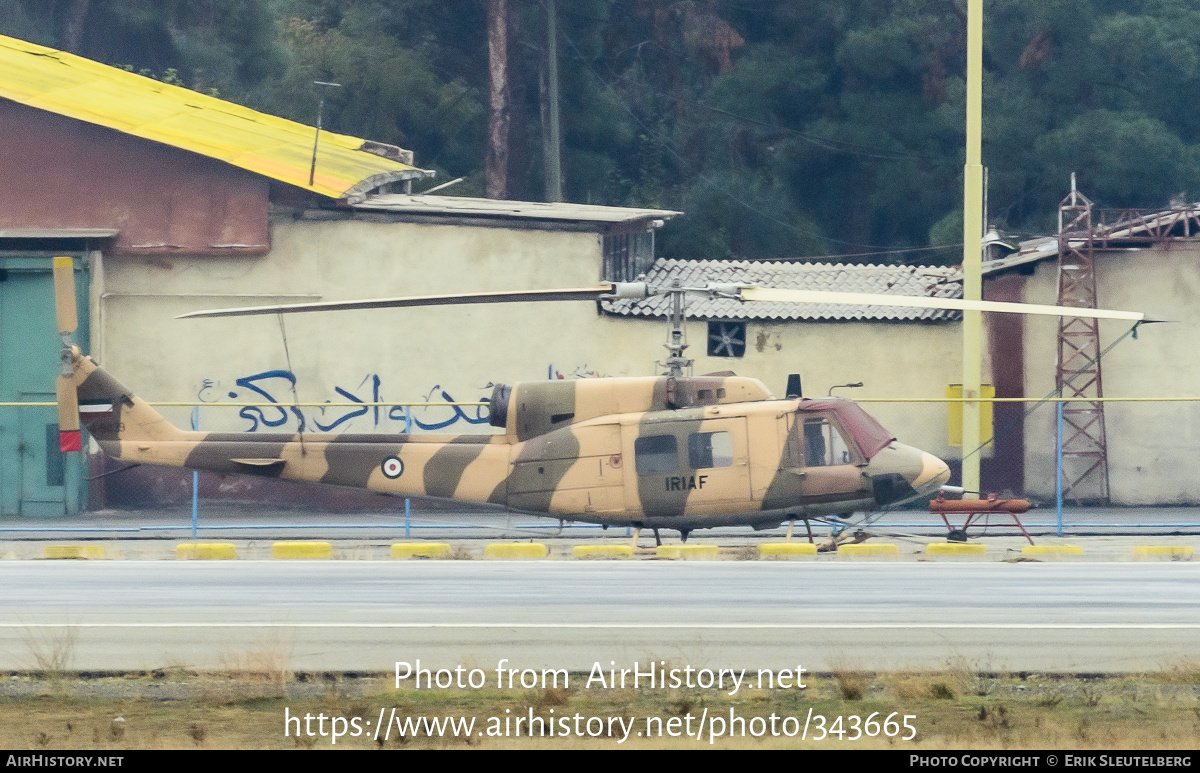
0, 255, 89, 517
18, 393, 66, 516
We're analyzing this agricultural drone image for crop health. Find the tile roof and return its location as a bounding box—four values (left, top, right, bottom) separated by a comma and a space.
602, 259, 963, 321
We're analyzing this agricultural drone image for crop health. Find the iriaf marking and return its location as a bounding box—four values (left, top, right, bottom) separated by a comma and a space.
665, 475, 707, 491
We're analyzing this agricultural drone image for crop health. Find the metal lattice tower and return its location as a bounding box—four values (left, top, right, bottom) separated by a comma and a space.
1055, 176, 1110, 504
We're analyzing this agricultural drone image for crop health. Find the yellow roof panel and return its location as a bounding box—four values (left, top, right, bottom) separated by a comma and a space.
0, 34, 430, 200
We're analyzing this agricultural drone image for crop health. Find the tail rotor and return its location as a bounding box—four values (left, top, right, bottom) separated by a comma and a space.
53, 256, 82, 453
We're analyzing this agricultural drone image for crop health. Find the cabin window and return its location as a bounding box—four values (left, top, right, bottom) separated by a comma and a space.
635, 434, 678, 474
802, 417, 854, 466
687, 431, 733, 469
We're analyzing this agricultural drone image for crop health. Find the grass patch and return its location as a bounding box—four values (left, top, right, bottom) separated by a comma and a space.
0, 669, 1199, 749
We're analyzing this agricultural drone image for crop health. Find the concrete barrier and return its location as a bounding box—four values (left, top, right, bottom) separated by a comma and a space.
272, 541, 333, 559
837, 543, 900, 557
759, 543, 818, 558
390, 542, 452, 559
656, 545, 719, 560
926, 542, 987, 556
573, 545, 634, 559
484, 543, 549, 559
43, 545, 106, 560
176, 543, 237, 560
1132, 545, 1193, 560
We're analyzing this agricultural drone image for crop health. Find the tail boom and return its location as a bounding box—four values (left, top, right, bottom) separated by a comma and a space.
67, 349, 512, 505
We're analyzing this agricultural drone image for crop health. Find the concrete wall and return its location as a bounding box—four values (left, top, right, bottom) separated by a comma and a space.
1018, 244, 1200, 504
0, 101, 269, 256
93, 214, 967, 493
98, 217, 601, 436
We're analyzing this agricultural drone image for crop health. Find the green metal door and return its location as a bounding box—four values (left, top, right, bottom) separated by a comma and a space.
0, 254, 89, 516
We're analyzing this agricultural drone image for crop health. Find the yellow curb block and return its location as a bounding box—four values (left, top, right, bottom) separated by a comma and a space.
837, 543, 899, 557
43, 544, 106, 560
484, 543, 549, 559
759, 543, 818, 558
1021, 545, 1083, 556
390, 543, 451, 559
573, 545, 633, 559
926, 542, 987, 555
1132, 546, 1194, 559
656, 545, 719, 560
272, 541, 333, 559
175, 543, 237, 560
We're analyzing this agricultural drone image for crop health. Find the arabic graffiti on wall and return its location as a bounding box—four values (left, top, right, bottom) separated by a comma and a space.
547, 363, 604, 379
197, 370, 492, 433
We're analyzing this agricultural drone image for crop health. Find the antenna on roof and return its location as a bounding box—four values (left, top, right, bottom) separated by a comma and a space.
308, 81, 342, 187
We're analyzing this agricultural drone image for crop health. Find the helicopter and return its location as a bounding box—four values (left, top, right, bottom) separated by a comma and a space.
49, 257, 1145, 545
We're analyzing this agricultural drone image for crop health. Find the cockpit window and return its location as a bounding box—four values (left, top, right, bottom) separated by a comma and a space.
803, 417, 854, 466
635, 434, 678, 474
795, 398, 896, 460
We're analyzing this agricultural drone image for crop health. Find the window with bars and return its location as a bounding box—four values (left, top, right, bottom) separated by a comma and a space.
601, 230, 655, 281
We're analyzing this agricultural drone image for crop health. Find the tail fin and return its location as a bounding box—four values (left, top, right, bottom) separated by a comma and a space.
53, 257, 81, 452
67, 347, 188, 455
52, 254, 188, 457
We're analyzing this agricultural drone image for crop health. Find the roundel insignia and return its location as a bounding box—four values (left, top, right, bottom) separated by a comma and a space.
381, 456, 404, 479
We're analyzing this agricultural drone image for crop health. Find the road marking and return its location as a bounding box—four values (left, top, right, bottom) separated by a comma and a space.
2, 622, 1199, 629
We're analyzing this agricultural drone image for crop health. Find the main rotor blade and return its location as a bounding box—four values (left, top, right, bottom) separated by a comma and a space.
739, 287, 1145, 322
177, 286, 620, 319
53, 256, 77, 334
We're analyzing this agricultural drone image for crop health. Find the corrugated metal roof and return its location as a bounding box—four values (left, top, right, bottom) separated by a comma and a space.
982, 235, 1062, 274
354, 194, 680, 225
603, 259, 963, 321
982, 202, 1200, 274
0, 34, 431, 200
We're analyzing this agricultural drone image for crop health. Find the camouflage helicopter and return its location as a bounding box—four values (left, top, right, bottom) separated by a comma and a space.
50, 257, 1144, 546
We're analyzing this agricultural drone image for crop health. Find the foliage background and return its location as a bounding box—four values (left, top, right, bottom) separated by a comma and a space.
4, 0, 1198, 264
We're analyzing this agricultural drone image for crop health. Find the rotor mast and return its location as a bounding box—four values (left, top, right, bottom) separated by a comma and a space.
662, 283, 692, 377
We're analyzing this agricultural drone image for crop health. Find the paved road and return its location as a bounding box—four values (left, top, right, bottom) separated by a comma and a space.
3, 502, 1199, 541
2, 561, 1197, 673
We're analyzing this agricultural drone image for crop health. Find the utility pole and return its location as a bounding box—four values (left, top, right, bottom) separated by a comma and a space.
961, 0, 984, 499
486, 0, 510, 200
542, 0, 563, 202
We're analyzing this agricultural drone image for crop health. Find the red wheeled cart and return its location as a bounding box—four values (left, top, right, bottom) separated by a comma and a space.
929, 493, 1035, 545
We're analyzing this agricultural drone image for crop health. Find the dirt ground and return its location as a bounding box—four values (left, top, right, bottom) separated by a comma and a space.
2, 666, 1199, 750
